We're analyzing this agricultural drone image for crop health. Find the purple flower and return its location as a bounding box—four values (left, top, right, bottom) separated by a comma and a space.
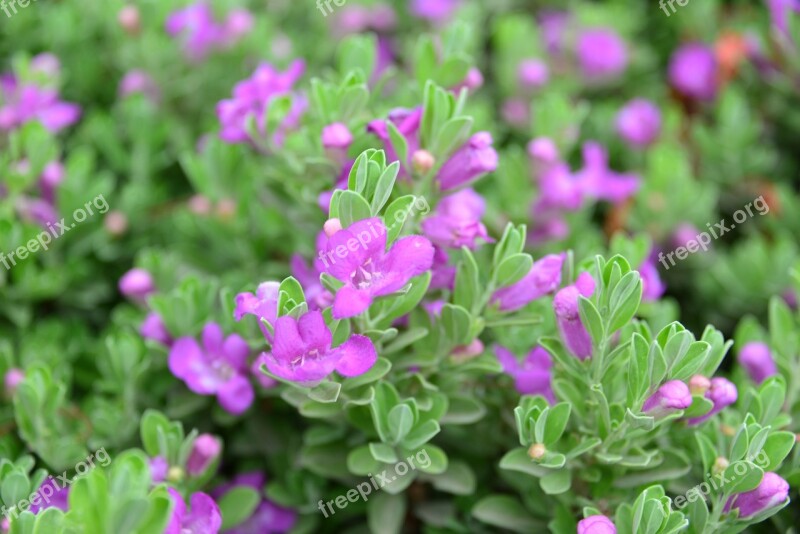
168, 323, 254, 415
491, 254, 564, 312
186, 434, 221, 476
766, 0, 800, 37
573, 142, 640, 205
539, 10, 570, 55
217, 61, 306, 146
553, 272, 596, 360
536, 162, 584, 211
140, 312, 173, 346
234, 281, 280, 341
527, 137, 559, 167
0, 76, 80, 133
452, 67, 484, 93
642, 380, 692, 413
149, 456, 169, 483
577, 514, 616, 534
518, 59, 549, 90
672, 223, 703, 250
30, 53, 61, 80
322, 218, 434, 319
501, 99, 530, 128
165, 3, 251, 61
119, 70, 160, 102
495, 346, 555, 402
211, 473, 296, 534
165, 489, 222, 534
421, 189, 491, 250
686, 377, 737, 426
39, 161, 64, 203
430, 246, 456, 290
222, 8, 254, 45
367, 108, 422, 177
322, 122, 353, 150
668, 43, 718, 101
576, 29, 627, 80
436, 132, 499, 191
616, 99, 661, 148
261, 310, 377, 384
639, 255, 666, 302
28, 477, 69, 515
119, 268, 155, 299
4, 368, 24, 397
410, 0, 461, 24
724, 472, 789, 518
738, 342, 778, 384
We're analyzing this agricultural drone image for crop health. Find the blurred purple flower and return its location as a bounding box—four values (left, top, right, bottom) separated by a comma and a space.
119, 70, 160, 102
168, 323, 254, 415
616, 99, 661, 148
686, 377, 737, 425
576, 29, 628, 80
539, 11, 571, 55
421, 188, 492, 250
553, 272, 596, 359
668, 43, 718, 101
642, 380, 692, 413
491, 253, 564, 312
140, 312, 173, 346
28, 477, 69, 515
518, 59, 550, 90
234, 281, 280, 341
149, 456, 169, 484
410, 0, 461, 24
639, 254, 666, 302
186, 434, 221, 476
436, 132, 499, 191
724, 472, 789, 518
0, 75, 80, 133
367, 107, 422, 177
738, 341, 778, 384
573, 142, 640, 205
165, 489, 222, 534
212, 473, 296, 534
495, 346, 555, 402
578, 514, 616, 534
119, 268, 155, 299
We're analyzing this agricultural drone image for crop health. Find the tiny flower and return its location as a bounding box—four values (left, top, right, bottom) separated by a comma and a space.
689, 374, 711, 394
536, 163, 584, 211
28, 478, 69, 515
451, 338, 484, 361
576, 28, 628, 80
323, 218, 343, 237
140, 312, 173, 346
724, 472, 789, 518
188, 194, 213, 215
262, 310, 377, 384
553, 272, 596, 360
615, 99, 661, 148
168, 323, 254, 415
577, 515, 616, 534
686, 377, 738, 425
668, 43, 718, 101
527, 137, 559, 167
119, 268, 155, 299
321, 122, 353, 150
165, 489, 222, 534
186, 434, 221, 476
495, 346, 555, 402
215, 198, 236, 220
738, 342, 778, 384
501, 98, 530, 128
234, 281, 280, 341
222, 8, 254, 45
573, 142, 640, 205
367, 108, 422, 177
672, 223, 702, 250
149, 456, 169, 484
518, 59, 550, 90
528, 443, 546, 460
421, 189, 492, 250
436, 132, 499, 191
453, 67, 484, 93
4, 368, 24, 397
118, 5, 141, 35
410, 0, 461, 24
322, 218, 434, 318
119, 70, 160, 102
412, 149, 436, 174
642, 380, 692, 414
30, 53, 61, 80
491, 254, 564, 312
166, 3, 224, 61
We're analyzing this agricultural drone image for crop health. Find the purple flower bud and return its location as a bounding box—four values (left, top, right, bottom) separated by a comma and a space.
222, 8, 254, 43
4, 368, 24, 397
642, 380, 692, 413
321, 122, 353, 150
453, 67, 484, 92
687, 376, 737, 426
518, 59, 550, 90
436, 132, 499, 191
577, 514, 616, 534
576, 29, 628, 80
30, 54, 61, 79
491, 253, 564, 312
639, 256, 666, 302
724, 472, 789, 518
410, 0, 461, 24
668, 43, 718, 101
615, 99, 661, 148
119, 268, 155, 299
186, 434, 221, 476
672, 223, 702, 250
527, 137, 559, 166
739, 342, 778, 384
119, 70, 160, 102
553, 272, 596, 360
496, 346, 555, 403
118, 5, 141, 35
140, 312, 172, 346
149, 456, 169, 483
421, 188, 492, 250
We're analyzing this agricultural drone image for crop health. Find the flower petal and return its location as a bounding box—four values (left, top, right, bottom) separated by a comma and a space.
297, 310, 332, 352
332, 335, 377, 377
202, 323, 225, 356
332, 285, 374, 319
217, 375, 254, 415
223, 334, 250, 371
168, 337, 204, 381
271, 315, 303, 361
184, 492, 222, 533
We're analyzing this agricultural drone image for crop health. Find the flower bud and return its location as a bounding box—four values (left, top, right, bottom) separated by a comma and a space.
577, 514, 616, 534
4, 368, 24, 398
738, 342, 777, 385
451, 339, 484, 362
323, 218, 343, 237
553, 272, 596, 360
321, 123, 353, 150
689, 374, 711, 394
118, 5, 141, 35
527, 443, 546, 460
149, 456, 169, 484
119, 268, 155, 299
167, 466, 184, 483
186, 434, 221, 476
713, 456, 729, 475
104, 211, 129, 236
140, 312, 172, 346
215, 198, 237, 220
527, 137, 559, 167
721, 424, 736, 437
188, 194, 212, 215
642, 380, 691, 415
724, 472, 789, 518
412, 150, 435, 174
518, 59, 549, 90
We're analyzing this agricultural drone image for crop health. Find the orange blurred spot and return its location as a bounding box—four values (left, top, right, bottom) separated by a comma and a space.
715, 32, 749, 83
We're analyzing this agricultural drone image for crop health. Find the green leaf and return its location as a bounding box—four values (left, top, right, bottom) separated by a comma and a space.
499, 448, 553, 477
454, 248, 481, 312
387, 404, 414, 445
758, 431, 795, 470
724, 461, 763, 494
347, 445, 382, 476
425, 460, 476, 495
342, 358, 391, 390
472, 495, 541, 533
539, 470, 571, 495
401, 420, 440, 450
543, 403, 570, 446
578, 297, 604, 347
218, 487, 260, 531
337, 191, 372, 227
383, 195, 416, 244
368, 492, 406, 534
308, 382, 342, 404
493, 254, 533, 288
369, 442, 399, 464
371, 161, 400, 215
441, 304, 472, 346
